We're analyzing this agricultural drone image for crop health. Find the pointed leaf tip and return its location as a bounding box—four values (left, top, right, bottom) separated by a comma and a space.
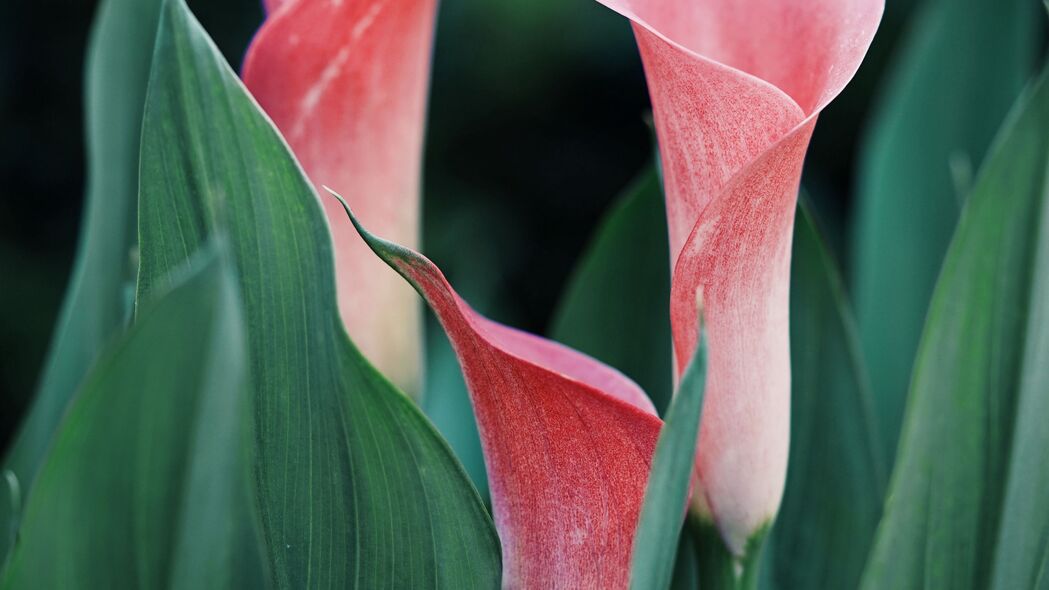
629, 319, 708, 590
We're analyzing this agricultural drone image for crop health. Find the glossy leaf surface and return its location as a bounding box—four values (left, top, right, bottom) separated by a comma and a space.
0, 0, 162, 560
850, 0, 1042, 462
862, 64, 1049, 590
136, 2, 500, 587
2, 249, 262, 589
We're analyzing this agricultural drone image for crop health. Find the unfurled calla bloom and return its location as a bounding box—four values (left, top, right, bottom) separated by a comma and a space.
339, 200, 664, 589
595, 0, 883, 554
243, 0, 436, 395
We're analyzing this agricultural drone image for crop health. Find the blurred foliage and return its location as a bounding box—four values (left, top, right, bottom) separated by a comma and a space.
851, 0, 1044, 466
862, 62, 1049, 590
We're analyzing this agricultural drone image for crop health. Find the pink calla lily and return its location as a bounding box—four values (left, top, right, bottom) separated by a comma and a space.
247, 0, 881, 576
340, 201, 664, 588
243, 0, 436, 395
596, 0, 883, 553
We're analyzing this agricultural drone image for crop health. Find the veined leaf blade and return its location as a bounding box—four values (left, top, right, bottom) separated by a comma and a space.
862, 63, 1049, 590
136, 1, 501, 587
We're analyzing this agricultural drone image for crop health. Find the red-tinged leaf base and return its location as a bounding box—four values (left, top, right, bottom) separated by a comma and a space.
335, 195, 664, 588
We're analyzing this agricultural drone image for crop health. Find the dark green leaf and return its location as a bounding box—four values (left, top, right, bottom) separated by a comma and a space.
550, 165, 673, 412
629, 328, 707, 590
136, 1, 501, 587
850, 0, 1042, 464
767, 201, 885, 589
1, 0, 162, 560
861, 64, 1049, 590
1, 247, 264, 589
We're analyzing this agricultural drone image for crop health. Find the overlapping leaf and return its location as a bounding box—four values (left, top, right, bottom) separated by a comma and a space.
0, 0, 162, 561
862, 64, 1049, 590
1, 248, 263, 589
629, 327, 706, 590
850, 0, 1042, 462
243, 0, 437, 396
135, 1, 500, 587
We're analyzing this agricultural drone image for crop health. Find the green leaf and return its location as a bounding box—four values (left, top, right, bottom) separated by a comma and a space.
136, 1, 501, 587
861, 64, 1049, 590
850, 0, 1042, 464
766, 201, 886, 589
990, 158, 1049, 590
550, 165, 673, 412
629, 327, 707, 590
686, 518, 766, 590
1, 246, 265, 589
1, 0, 162, 560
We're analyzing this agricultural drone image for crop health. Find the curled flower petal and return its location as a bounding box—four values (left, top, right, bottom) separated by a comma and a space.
243, 0, 436, 395
337, 196, 663, 588
597, 0, 883, 553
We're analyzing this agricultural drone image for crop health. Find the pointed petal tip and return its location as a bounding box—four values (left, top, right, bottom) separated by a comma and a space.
325, 186, 418, 276
335, 194, 665, 587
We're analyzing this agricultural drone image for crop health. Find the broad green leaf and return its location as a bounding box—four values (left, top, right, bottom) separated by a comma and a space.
551, 166, 673, 412
0, 0, 162, 559
850, 0, 1042, 463
767, 201, 885, 589
990, 168, 1049, 588
136, 1, 500, 587
861, 64, 1049, 590
629, 328, 706, 590
1, 247, 264, 589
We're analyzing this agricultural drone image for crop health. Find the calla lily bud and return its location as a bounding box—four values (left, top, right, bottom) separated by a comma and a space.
243, 0, 436, 396
596, 0, 883, 554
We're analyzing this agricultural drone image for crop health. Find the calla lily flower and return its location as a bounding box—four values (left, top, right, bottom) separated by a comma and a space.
338, 197, 664, 589
595, 0, 883, 554
243, 0, 436, 395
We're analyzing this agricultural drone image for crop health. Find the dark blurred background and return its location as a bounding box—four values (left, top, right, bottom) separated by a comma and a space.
0, 0, 921, 447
